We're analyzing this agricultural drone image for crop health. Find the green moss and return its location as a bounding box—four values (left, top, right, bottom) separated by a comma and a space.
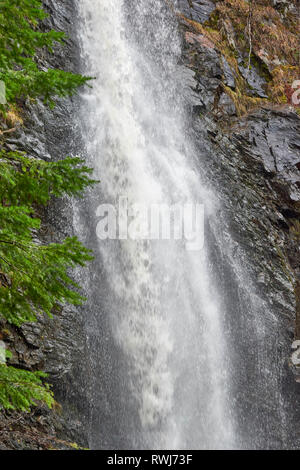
250, 54, 272, 83
223, 85, 267, 116
274, 245, 294, 284
204, 9, 219, 29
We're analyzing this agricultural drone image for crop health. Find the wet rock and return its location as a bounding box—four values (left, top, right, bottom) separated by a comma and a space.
183, 33, 223, 111
221, 56, 236, 89
179, 0, 300, 392
291, 340, 300, 382
177, 66, 201, 107
177, 0, 216, 24
0, 407, 82, 450
1, 0, 299, 451
272, 0, 289, 5
220, 18, 237, 50
231, 107, 300, 202
238, 61, 268, 98
21, 323, 43, 348
272, 0, 296, 13
4, 102, 51, 160
181, 16, 240, 117
218, 92, 237, 116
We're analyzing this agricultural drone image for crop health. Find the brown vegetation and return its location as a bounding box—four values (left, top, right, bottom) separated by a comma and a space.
179, 0, 299, 114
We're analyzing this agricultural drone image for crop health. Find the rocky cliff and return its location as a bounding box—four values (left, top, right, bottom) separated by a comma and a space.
177, 0, 300, 448
177, 0, 300, 371
0, 0, 299, 449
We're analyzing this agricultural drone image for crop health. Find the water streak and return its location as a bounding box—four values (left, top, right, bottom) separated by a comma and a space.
76, 0, 236, 449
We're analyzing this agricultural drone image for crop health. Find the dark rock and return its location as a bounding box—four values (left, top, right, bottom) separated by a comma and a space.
177, 0, 300, 445
1, 0, 299, 451
218, 92, 237, 116
220, 18, 237, 50
4, 102, 51, 159
0, 407, 82, 450
177, 66, 202, 107
183, 34, 223, 111
238, 61, 268, 98
21, 323, 43, 348
177, 0, 216, 23
272, 0, 289, 5
272, 0, 297, 14
221, 56, 236, 89
231, 107, 300, 202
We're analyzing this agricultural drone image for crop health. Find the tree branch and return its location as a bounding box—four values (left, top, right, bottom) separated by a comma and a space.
0, 128, 16, 135
246, 0, 253, 77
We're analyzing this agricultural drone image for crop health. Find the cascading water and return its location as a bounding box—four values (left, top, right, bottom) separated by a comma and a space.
75, 0, 234, 449
73, 0, 296, 450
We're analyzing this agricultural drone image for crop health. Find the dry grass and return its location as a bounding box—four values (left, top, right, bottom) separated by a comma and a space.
180, 0, 300, 111
5, 106, 24, 127
179, 14, 267, 115
216, 0, 298, 66
268, 65, 300, 104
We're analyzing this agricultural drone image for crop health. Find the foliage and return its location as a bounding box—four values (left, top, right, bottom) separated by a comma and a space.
0, 1, 96, 412
0, 151, 97, 205
0, 68, 90, 106
0, 151, 96, 407
0, 364, 54, 411
0, 212, 93, 325
0, 0, 91, 106
0, 151, 96, 405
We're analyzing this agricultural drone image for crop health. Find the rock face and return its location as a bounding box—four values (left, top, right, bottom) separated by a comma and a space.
178, 0, 216, 23
178, 0, 300, 327
177, 0, 300, 447
1, 0, 299, 449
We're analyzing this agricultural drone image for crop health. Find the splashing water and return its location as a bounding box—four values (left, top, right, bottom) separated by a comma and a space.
75, 0, 237, 450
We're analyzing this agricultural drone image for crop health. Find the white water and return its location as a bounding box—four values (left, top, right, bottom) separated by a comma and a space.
76, 0, 235, 449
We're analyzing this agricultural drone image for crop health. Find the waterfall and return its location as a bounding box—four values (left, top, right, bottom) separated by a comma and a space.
73, 0, 292, 450
75, 0, 235, 449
